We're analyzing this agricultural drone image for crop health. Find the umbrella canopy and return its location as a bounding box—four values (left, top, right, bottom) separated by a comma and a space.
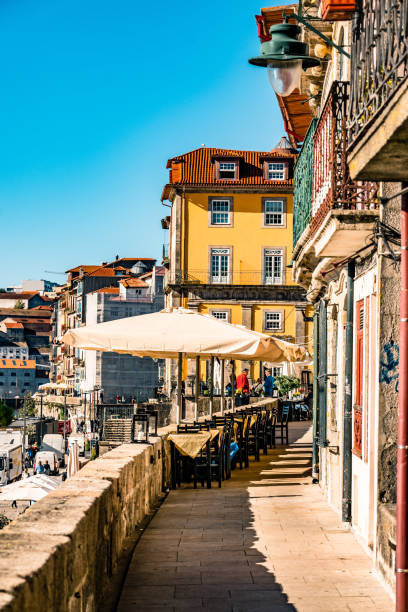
67, 442, 80, 478
0, 474, 59, 502
38, 382, 58, 390
62, 308, 308, 362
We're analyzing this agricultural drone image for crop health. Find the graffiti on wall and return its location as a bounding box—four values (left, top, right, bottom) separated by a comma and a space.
379, 341, 399, 390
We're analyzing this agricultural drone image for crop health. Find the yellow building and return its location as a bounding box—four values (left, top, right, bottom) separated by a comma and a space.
161, 139, 313, 390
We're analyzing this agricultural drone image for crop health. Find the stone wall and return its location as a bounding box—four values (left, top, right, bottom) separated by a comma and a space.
0, 437, 171, 612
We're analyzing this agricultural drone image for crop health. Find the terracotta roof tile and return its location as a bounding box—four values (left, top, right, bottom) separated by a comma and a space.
120, 278, 149, 288
93, 287, 120, 294
164, 147, 296, 189
4, 322, 24, 329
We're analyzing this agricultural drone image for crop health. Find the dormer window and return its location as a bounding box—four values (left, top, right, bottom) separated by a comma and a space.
219, 162, 236, 179
262, 159, 289, 181
214, 158, 240, 180
268, 163, 284, 180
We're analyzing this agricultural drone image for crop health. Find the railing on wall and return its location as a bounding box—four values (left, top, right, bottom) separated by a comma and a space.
169, 270, 286, 286
348, 0, 408, 147
311, 81, 378, 237
293, 119, 317, 248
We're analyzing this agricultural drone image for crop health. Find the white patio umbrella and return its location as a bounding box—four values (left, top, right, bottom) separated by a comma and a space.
0, 475, 59, 503
63, 308, 309, 422
67, 442, 80, 478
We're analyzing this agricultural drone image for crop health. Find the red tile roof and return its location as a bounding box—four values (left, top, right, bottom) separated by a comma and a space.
164, 147, 296, 192
120, 278, 149, 288
4, 322, 24, 329
93, 287, 120, 295
65, 265, 100, 274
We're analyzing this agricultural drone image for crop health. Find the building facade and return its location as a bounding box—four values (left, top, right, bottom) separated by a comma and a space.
79, 269, 165, 402
0, 358, 37, 399
253, 0, 405, 596
161, 142, 313, 392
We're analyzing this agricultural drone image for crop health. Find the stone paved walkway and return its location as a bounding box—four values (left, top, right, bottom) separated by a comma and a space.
117, 423, 393, 612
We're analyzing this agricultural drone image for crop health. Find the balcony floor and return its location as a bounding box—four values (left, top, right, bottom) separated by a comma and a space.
117, 424, 392, 611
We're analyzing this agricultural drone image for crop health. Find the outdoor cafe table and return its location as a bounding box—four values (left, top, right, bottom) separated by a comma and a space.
168, 431, 220, 488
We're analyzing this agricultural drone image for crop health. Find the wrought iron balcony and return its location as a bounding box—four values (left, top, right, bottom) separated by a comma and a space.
347, 1, 408, 179
349, 0, 408, 147
169, 270, 286, 286
293, 119, 317, 248
311, 81, 378, 245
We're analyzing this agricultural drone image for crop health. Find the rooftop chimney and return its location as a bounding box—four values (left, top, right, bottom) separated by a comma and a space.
101, 261, 107, 266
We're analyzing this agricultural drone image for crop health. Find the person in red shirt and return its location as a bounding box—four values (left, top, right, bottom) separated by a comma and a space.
236, 368, 250, 395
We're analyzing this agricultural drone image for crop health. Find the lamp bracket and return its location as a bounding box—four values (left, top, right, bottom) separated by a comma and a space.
283, 11, 351, 58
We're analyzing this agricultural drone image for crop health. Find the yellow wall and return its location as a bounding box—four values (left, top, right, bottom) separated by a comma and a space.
184, 191, 295, 285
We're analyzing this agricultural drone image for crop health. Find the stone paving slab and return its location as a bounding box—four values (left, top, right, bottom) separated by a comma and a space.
117, 423, 393, 612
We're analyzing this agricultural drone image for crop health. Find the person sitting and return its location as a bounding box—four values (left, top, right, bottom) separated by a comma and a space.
43, 461, 51, 476
35, 460, 44, 475
263, 368, 275, 397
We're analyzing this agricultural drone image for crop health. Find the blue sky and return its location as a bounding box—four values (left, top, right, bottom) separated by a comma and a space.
0, 0, 286, 288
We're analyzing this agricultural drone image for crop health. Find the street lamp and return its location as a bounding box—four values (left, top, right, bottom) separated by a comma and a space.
249, 15, 320, 97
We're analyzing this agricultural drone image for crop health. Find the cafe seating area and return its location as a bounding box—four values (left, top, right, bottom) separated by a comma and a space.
168, 398, 300, 490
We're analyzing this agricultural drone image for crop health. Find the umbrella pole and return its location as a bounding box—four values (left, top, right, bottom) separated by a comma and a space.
231, 361, 236, 413
195, 355, 200, 422
209, 356, 214, 418
220, 359, 225, 416
177, 352, 183, 425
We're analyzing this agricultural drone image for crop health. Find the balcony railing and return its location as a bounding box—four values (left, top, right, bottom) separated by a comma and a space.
293, 119, 317, 247
311, 81, 378, 236
169, 270, 285, 286
348, 0, 408, 147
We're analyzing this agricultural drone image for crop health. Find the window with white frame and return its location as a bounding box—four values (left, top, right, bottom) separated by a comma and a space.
219, 162, 236, 179
211, 310, 229, 322
264, 311, 282, 331
210, 248, 230, 284
267, 162, 285, 180
264, 200, 284, 225
264, 248, 283, 285
211, 200, 231, 225
271, 366, 282, 377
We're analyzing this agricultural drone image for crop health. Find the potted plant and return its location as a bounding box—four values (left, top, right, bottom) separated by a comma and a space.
274, 375, 300, 399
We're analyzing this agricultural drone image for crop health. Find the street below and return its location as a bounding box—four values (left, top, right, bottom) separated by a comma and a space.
117, 423, 393, 612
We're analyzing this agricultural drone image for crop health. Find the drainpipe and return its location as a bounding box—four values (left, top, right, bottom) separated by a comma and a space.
342, 260, 355, 523
396, 189, 408, 611
318, 299, 328, 449
312, 304, 320, 482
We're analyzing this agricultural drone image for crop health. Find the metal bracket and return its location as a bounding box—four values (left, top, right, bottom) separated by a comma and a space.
283, 11, 351, 58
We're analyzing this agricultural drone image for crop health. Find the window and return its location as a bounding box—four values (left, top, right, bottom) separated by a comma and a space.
0, 382, 3, 386
268, 162, 285, 180
10, 372, 16, 377
210, 310, 230, 322
265, 312, 282, 331
271, 366, 282, 377
210, 248, 230, 284
264, 200, 284, 226
0, 373, 3, 376
208, 197, 233, 226
10, 382, 16, 386
219, 162, 236, 179
263, 310, 284, 333
211, 200, 231, 225
24, 373, 30, 377
24, 382, 30, 386
264, 248, 284, 285
111, 309, 119, 317
355, 300, 364, 407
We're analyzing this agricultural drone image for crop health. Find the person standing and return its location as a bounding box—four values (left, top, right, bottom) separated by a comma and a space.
35, 461, 44, 475
263, 368, 275, 397
236, 368, 250, 395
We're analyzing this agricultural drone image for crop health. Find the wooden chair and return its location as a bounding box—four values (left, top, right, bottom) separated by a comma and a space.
275, 404, 290, 446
